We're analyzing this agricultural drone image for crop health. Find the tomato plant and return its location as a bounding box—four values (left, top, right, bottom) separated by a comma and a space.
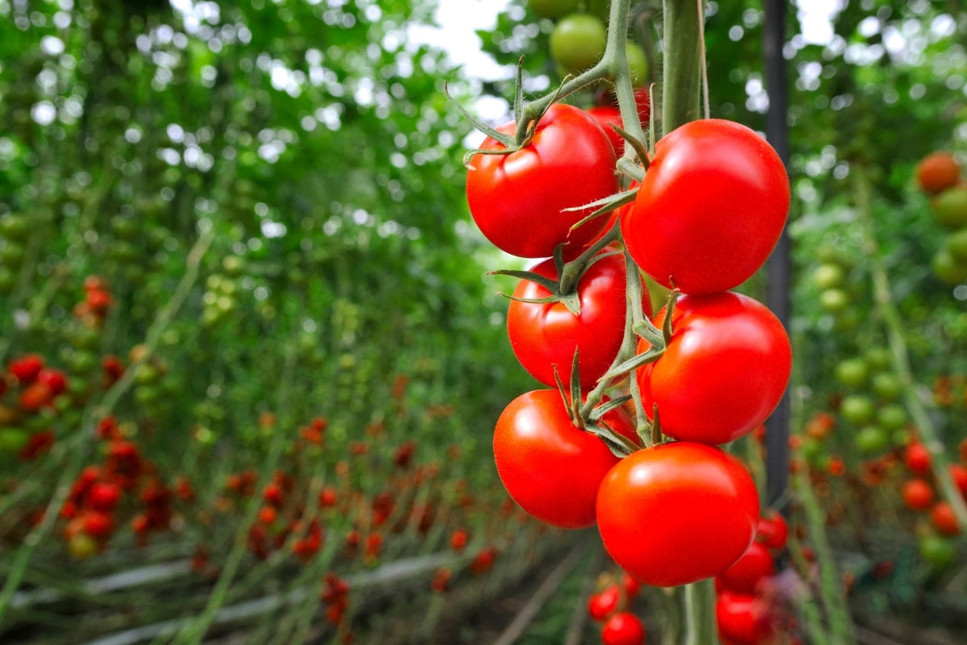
466, 103, 618, 258
637, 291, 792, 445
493, 389, 637, 529
507, 251, 649, 389
596, 442, 759, 587
622, 119, 790, 294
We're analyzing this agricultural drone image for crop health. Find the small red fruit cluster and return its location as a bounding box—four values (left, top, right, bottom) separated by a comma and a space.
587, 572, 646, 645
915, 151, 967, 285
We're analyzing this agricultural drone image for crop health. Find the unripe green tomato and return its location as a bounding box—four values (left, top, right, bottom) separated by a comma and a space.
134, 363, 159, 385
834, 357, 869, 389
930, 186, 967, 228
0, 426, 30, 453
68, 350, 98, 373
528, 0, 580, 19
840, 394, 875, 425
871, 372, 902, 400
812, 262, 846, 290
863, 347, 892, 371
876, 404, 908, 431
550, 14, 606, 76
855, 425, 889, 453
111, 215, 138, 240
0, 213, 29, 241
222, 255, 245, 276
135, 384, 162, 405
932, 248, 967, 285
946, 228, 967, 264
625, 41, 649, 85
71, 324, 102, 351
819, 288, 849, 313
919, 534, 956, 568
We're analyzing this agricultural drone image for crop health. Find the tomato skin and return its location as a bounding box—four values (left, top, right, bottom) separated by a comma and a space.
622, 119, 789, 294
494, 389, 636, 529
755, 511, 789, 551
637, 292, 792, 445
596, 442, 760, 587
901, 478, 934, 511
588, 584, 621, 621
466, 103, 618, 259
716, 591, 772, 645
587, 106, 625, 155
507, 252, 649, 390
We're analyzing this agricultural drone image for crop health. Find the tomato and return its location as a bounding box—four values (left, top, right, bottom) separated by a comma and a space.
466, 103, 618, 258
930, 501, 961, 536
903, 442, 932, 475
947, 228, 967, 263
86, 482, 121, 511
624, 41, 649, 86
636, 292, 791, 445
871, 372, 902, 401
527, 0, 580, 19
622, 119, 789, 294
493, 389, 637, 529
839, 394, 875, 426
932, 247, 967, 284
811, 262, 846, 290
949, 464, 967, 498
588, 584, 621, 621
919, 534, 956, 568
715, 540, 775, 594
550, 13, 606, 75
8, 353, 44, 383
507, 251, 649, 389
916, 152, 960, 194
36, 368, 68, 397
855, 426, 889, 453
600, 611, 647, 645
19, 381, 53, 412
596, 442, 759, 587
586, 105, 625, 155
716, 591, 773, 645
930, 186, 967, 229
834, 358, 868, 389
901, 478, 934, 511
755, 511, 789, 551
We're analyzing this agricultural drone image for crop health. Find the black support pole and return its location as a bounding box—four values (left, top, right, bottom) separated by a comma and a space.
763, 0, 792, 511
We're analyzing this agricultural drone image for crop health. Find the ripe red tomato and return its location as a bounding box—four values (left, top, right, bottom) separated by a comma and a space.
600, 611, 647, 645
637, 292, 791, 445
715, 540, 775, 594
930, 501, 961, 536
917, 152, 960, 194
715, 591, 773, 645
586, 105, 624, 155
507, 251, 649, 390
8, 353, 44, 383
19, 381, 54, 412
755, 511, 789, 551
36, 368, 68, 396
588, 584, 621, 621
901, 478, 934, 511
596, 442, 759, 587
903, 442, 932, 475
466, 103, 618, 258
493, 389, 636, 529
622, 119, 789, 294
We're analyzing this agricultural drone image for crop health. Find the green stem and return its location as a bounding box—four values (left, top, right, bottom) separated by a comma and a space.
662, 0, 705, 134
851, 164, 967, 529
683, 578, 716, 645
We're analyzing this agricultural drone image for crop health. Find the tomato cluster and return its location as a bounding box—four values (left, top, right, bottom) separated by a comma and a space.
915, 151, 967, 285
466, 81, 791, 595
587, 571, 646, 645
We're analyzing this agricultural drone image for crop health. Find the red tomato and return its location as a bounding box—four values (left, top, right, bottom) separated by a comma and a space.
466, 103, 618, 258
587, 105, 624, 155
716, 591, 772, 645
588, 584, 621, 621
622, 119, 789, 293
930, 501, 961, 536
493, 389, 636, 529
596, 442, 760, 587
637, 292, 791, 445
901, 478, 934, 511
755, 511, 789, 551
904, 442, 932, 475
19, 381, 54, 412
715, 540, 775, 594
601, 611, 647, 645
949, 464, 967, 498
36, 368, 68, 396
8, 354, 45, 383
507, 251, 649, 389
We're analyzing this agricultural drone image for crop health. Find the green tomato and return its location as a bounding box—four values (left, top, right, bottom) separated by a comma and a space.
550, 13, 606, 76
863, 347, 892, 371
819, 288, 849, 313
946, 228, 967, 264
812, 263, 846, 290
528, 0, 581, 19
919, 534, 956, 569
0, 427, 30, 453
0, 242, 25, 268
834, 357, 869, 389
930, 186, 967, 228
855, 425, 889, 453
840, 394, 875, 426
876, 404, 908, 431
932, 248, 967, 285
0, 213, 29, 241
625, 41, 649, 85
871, 372, 902, 401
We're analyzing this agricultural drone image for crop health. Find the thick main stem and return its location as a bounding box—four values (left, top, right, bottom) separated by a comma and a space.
683, 578, 716, 645
662, 0, 704, 134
